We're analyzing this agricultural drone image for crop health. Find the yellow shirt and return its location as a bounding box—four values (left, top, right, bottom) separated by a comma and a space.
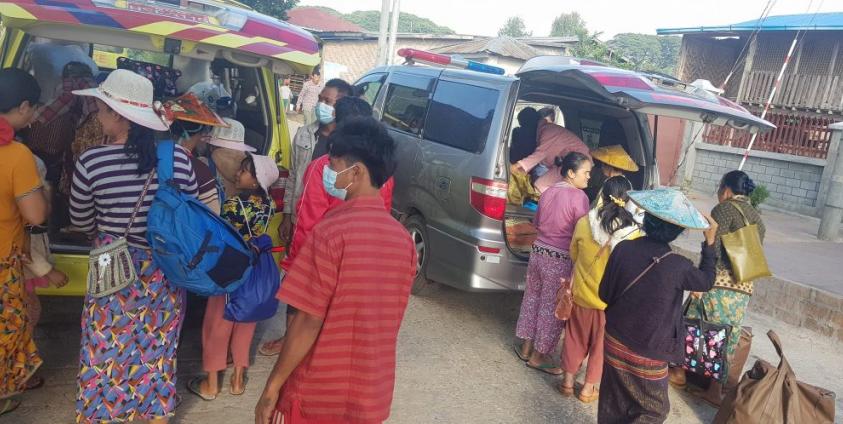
0, 142, 42, 260
569, 212, 642, 310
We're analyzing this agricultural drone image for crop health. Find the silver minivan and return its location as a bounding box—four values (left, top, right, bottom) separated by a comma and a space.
355, 56, 773, 293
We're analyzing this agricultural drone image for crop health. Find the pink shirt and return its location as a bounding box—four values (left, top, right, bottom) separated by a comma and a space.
534, 166, 562, 194
517, 121, 590, 173
534, 182, 589, 251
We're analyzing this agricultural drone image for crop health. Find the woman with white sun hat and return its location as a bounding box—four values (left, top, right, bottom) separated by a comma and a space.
205, 117, 257, 200
70, 69, 198, 423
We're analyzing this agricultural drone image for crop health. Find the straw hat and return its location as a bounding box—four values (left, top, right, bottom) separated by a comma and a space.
591, 145, 639, 172
73, 69, 168, 131
627, 188, 709, 230
249, 153, 280, 194
207, 118, 256, 152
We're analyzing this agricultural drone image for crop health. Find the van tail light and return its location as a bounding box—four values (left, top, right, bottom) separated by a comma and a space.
470, 177, 507, 221
269, 168, 290, 211
478, 245, 501, 254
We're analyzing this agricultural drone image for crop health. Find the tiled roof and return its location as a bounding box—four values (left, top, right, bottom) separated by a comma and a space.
287, 7, 364, 33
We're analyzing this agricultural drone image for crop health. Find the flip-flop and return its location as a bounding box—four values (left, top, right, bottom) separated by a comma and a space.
258, 339, 284, 357
187, 377, 217, 401
0, 399, 20, 416
513, 345, 529, 361
526, 362, 563, 376
23, 376, 44, 391
559, 384, 575, 397
230, 376, 249, 396
578, 389, 599, 403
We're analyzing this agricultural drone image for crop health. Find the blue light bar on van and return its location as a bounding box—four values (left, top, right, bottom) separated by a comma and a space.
398, 48, 506, 75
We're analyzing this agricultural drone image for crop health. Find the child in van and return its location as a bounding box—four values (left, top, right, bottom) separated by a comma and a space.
190, 152, 278, 400
23, 154, 69, 324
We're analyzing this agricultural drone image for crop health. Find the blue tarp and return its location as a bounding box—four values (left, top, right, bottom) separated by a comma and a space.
657, 12, 843, 35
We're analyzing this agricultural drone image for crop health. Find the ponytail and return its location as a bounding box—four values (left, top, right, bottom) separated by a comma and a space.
598, 176, 636, 235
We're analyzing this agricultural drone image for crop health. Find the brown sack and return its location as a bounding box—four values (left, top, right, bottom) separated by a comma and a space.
725, 327, 753, 392
714, 330, 835, 424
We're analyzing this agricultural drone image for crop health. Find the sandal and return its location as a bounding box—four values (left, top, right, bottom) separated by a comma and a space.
230, 375, 249, 396
578, 388, 599, 403
526, 362, 563, 376
0, 398, 20, 416
559, 384, 575, 397
513, 345, 529, 361
23, 376, 44, 391
258, 338, 284, 357
187, 377, 218, 401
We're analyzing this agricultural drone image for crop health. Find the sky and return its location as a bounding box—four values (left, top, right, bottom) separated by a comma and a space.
298, 0, 843, 39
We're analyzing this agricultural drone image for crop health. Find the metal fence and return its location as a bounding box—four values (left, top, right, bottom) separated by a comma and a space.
702, 111, 839, 159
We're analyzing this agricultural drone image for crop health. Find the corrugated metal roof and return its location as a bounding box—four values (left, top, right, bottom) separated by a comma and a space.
657, 12, 843, 35
432, 36, 538, 61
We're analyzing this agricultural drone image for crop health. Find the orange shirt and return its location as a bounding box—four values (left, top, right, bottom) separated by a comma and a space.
0, 142, 42, 260
276, 196, 416, 423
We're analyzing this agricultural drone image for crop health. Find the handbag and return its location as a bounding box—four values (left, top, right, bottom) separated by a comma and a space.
86, 171, 154, 298
678, 298, 732, 383
721, 201, 771, 283
714, 330, 836, 424
554, 277, 574, 321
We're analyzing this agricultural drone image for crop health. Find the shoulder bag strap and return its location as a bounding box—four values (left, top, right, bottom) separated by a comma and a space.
236, 196, 254, 239
155, 140, 176, 184
728, 200, 751, 226
123, 169, 156, 238
619, 251, 678, 298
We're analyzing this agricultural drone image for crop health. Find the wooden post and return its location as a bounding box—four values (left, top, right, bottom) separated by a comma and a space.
735, 35, 758, 103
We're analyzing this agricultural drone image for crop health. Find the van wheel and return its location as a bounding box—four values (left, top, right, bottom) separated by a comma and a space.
404, 215, 431, 295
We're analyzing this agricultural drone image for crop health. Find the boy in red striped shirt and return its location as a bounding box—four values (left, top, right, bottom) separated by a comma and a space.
255, 117, 416, 424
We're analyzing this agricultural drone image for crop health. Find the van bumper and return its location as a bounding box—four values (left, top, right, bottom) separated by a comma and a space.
426, 225, 527, 292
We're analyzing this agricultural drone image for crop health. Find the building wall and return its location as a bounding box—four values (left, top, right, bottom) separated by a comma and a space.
690, 143, 826, 214
677, 35, 741, 97
322, 38, 465, 82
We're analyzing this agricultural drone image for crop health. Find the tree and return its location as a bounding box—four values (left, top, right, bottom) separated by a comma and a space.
344, 10, 455, 34
607, 33, 681, 75
239, 0, 298, 21
550, 12, 587, 37
498, 16, 532, 37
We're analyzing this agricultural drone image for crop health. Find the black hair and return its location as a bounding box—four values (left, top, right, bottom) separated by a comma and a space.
170, 119, 210, 139
0, 68, 41, 113
324, 78, 354, 98
557, 151, 591, 178
62, 61, 94, 79
538, 106, 555, 121
719, 170, 756, 196
517, 107, 539, 138
328, 116, 395, 188
124, 121, 158, 175
598, 176, 636, 235
312, 65, 321, 77
335, 96, 373, 124
643, 212, 684, 243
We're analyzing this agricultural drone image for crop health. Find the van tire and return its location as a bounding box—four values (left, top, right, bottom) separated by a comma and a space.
404, 215, 431, 295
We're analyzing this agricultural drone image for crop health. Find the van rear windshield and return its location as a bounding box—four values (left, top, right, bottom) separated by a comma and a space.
424, 81, 497, 153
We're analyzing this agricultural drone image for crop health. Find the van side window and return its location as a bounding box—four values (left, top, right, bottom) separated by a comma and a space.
381, 74, 433, 135
355, 73, 386, 106
423, 81, 498, 153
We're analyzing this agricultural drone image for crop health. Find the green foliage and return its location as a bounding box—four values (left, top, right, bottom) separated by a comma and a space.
239, 0, 299, 21
607, 33, 681, 76
750, 185, 770, 208
498, 16, 532, 37
344, 10, 455, 34
550, 12, 587, 37
571, 31, 632, 70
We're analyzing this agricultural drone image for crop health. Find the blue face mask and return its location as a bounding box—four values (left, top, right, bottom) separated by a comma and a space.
315, 102, 335, 124
323, 164, 355, 200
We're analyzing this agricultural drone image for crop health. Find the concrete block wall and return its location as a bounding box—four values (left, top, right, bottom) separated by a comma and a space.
690, 143, 826, 215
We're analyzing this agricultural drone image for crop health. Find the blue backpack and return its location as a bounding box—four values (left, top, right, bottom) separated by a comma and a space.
224, 233, 280, 322
147, 140, 253, 296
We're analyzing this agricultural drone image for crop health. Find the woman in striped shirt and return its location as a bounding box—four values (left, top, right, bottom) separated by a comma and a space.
70, 70, 197, 424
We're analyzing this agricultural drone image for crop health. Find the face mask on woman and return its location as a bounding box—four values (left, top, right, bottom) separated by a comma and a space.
315, 102, 335, 125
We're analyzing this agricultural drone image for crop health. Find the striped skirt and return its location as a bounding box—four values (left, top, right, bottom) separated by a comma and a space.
598, 334, 670, 424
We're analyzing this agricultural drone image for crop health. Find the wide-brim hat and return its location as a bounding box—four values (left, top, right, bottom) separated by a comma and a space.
249, 153, 280, 194
207, 118, 256, 152
591, 145, 639, 172
73, 69, 168, 131
161, 93, 228, 128
627, 188, 709, 230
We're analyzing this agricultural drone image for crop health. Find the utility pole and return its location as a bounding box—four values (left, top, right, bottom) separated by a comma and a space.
386, 0, 401, 65
818, 126, 843, 241
376, 0, 390, 66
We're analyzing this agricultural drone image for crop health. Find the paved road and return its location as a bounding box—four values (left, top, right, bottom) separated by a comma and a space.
9, 284, 735, 424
